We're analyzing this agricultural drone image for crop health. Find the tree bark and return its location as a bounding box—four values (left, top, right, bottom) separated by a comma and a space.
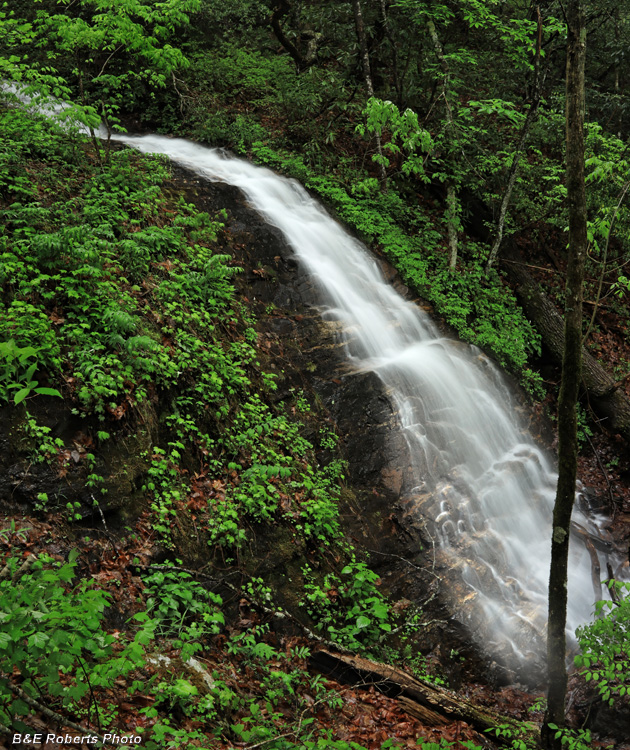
446, 185, 458, 269
352, 0, 388, 190
271, 0, 318, 71
376, 0, 401, 105
542, 2, 587, 747
504, 252, 630, 443
427, 18, 459, 268
310, 649, 535, 746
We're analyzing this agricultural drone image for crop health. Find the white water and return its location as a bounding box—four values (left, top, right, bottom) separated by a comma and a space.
3, 84, 611, 671
109, 135, 609, 671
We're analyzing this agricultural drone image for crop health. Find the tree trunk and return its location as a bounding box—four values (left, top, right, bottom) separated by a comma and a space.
542, 2, 587, 747
352, 0, 388, 191
503, 252, 630, 445
486, 6, 545, 270
446, 185, 459, 269
427, 18, 459, 268
310, 649, 535, 746
271, 0, 318, 71
376, 0, 401, 105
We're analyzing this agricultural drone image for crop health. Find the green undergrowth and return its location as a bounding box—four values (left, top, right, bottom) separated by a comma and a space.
0, 104, 425, 746
246, 142, 542, 387
0, 104, 348, 553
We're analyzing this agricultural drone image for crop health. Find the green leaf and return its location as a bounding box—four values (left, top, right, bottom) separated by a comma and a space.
10, 699, 30, 716
24, 363, 38, 381
171, 679, 198, 698
355, 615, 371, 630
34, 387, 62, 398
28, 632, 49, 649
14, 387, 31, 405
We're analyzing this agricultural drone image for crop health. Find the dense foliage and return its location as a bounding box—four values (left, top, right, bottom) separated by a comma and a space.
0, 104, 400, 746
3, 0, 630, 747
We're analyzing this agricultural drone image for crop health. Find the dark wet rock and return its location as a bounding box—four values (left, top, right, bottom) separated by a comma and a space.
588, 699, 630, 744
0, 382, 156, 525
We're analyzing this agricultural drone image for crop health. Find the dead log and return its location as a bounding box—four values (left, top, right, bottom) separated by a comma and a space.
309, 648, 536, 745
503, 247, 630, 445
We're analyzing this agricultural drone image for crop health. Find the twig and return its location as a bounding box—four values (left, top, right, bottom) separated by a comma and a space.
557, 0, 568, 23
171, 72, 193, 116
500, 258, 557, 273
96, 44, 124, 81
77, 655, 102, 733
244, 702, 312, 749
5, 683, 110, 745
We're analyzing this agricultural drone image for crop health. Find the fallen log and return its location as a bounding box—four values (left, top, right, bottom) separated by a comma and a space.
503, 247, 630, 445
309, 648, 537, 746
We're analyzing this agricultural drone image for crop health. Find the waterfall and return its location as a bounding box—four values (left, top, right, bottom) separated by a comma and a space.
109, 135, 610, 673
3, 78, 610, 673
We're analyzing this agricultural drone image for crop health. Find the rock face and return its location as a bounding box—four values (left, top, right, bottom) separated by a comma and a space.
0, 387, 157, 523
186, 170, 492, 683
0, 159, 497, 685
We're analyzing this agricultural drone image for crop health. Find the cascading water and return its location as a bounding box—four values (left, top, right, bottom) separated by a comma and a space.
108, 135, 611, 675
4, 81, 612, 675
111, 135, 614, 673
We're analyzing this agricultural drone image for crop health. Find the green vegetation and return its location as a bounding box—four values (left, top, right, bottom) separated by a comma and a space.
0, 552, 153, 731
0, 104, 414, 747
3, 0, 630, 746
301, 559, 391, 651
575, 581, 630, 708
0, 339, 61, 404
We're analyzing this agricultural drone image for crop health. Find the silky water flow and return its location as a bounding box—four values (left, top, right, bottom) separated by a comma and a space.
4, 83, 606, 678
109, 135, 615, 676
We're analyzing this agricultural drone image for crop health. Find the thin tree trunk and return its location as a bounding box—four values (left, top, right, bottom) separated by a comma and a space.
352, 0, 388, 191
376, 0, 401, 104
427, 18, 459, 267
584, 181, 630, 343
78, 64, 102, 167
446, 185, 458, 269
486, 6, 544, 270
615, 8, 621, 137
542, 2, 587, 747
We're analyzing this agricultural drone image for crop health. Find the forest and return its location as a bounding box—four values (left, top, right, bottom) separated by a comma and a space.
2, 0, 630, 748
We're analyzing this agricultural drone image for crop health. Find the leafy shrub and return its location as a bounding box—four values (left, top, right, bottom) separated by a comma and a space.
143, 566, 224, 660
301, 559, 391, 651
0, 339, 61, 404
0, 552, 153, 731
575, 580, 630, 706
